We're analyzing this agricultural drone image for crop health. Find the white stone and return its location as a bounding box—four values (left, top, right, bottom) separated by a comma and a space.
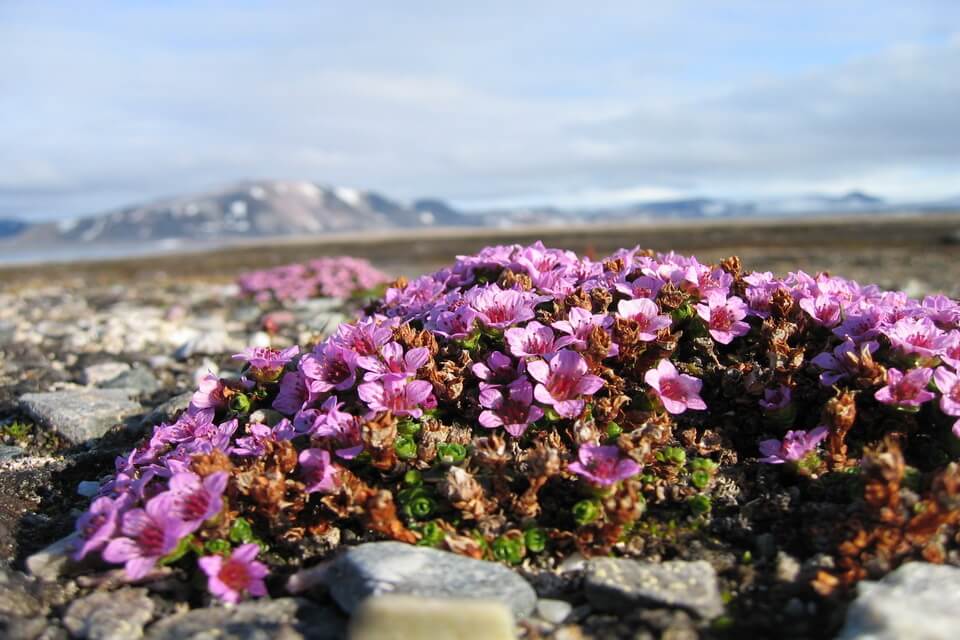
348, 595, 516, 640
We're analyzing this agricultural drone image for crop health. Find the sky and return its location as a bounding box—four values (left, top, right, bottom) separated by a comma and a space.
2, 1, 959, 221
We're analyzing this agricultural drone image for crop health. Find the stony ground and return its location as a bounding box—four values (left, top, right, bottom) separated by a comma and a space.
2, 231, 959, 640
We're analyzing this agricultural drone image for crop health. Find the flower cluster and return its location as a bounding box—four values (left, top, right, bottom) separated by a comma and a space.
237, 256, 388, 302
72, 241, 960, 602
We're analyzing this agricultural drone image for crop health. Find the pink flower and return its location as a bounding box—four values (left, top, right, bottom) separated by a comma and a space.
465, 284, 541, 329
198, 543, 268, 604
874, 367, 935, 408
190, 373, 227, 412
616, 298, 672, 342
357, 376, 436, 419
615, 274, 664, 300
295, 397, 364, 459
158, 471, 229, 531
695, 293, 750, 344
471, 351, 524, 391
811, 339, 880, 386
568, 445, 641, 486
231, 346, 299, 381
504, 321, 559, 358
72, 495, 126, 561
334, 317, 396, 356
883, 317, 950, 359
527, 350, 605, 419
300, 341, 359, 393
231, 420, 296, 457
553, 307, 615, 355
644, 359, 706, 414
798, 294, 842, 328
478, 378, 544, 437
102, 496, 188, 580
272, 371, 309, 415
934, 367, 960, 438
758, 427, 829, 464
356, 342, 430, 381
299, 448, 339, 494
758, 385, 792, 411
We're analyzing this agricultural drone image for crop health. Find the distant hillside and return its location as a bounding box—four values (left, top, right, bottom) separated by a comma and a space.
9, 180, 470, 248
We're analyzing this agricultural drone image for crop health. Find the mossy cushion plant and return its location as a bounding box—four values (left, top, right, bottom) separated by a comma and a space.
72, 242, 960, 604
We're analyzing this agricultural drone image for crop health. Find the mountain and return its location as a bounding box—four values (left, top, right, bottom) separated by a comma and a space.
8, 180, 469, 248
0, 219, 27, 238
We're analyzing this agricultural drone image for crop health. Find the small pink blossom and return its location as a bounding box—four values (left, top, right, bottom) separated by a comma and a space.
883, 316, 950, 358
644, 359, 706, 414
159, 471, 229, 531
299, 448, 339, 494
471, 351, 524, 391
357, 376, 436, 419
758, 385, 792, 411
102, 496, 188, 580
356, 342, 430, 381
527, 350, 605, 419
478, 378, 544, 437
934, 366, 960, 417
190, 373, 228, 412
199, 543, 269, 604
695, 293, 750, 344
758, 427, 829, 464
568, 444, 640, 486
300, 341, 359, 393
798, 294, 842, 328
505, 321, 559, 358
272, 371, 309, 415
552, 307, 617, 357
231, 346, 299, 381
874, 367, 935, 408
616, 298, 672, 342
72, 495, 125, 561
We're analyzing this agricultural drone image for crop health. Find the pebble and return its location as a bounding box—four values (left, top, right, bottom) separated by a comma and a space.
0, 445, 25, 462
775, 551, 801, 583
19, 389, 142, 442
536, 598, 573, 624
140, 392, 192, 428
584, 557, 724, 620
324, 541, 537, 618
348, 595, 516, 640
82, 362, 131, 386
144, 597, 343, 640
836, 562, 960, 640
101, 367, 161, 397
0, 567, 45, 618
26, 534, 79, 582
63, 588, 154, 640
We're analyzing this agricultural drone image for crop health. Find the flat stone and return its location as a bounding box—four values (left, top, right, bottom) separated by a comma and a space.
0, 445, 25, 462
325, 541, 537, 618
19, 389, 142, 443
536, 598, 573, 624
145, 598, 343, 640
584, 558, 723, 620
26, 534, 79, 582
82, 362, 131, 386
0, 568, 45, 618
836, 562, 960, 640
348, 595, 515, 640
64, 588, 154, 640
101, 367, 161, 397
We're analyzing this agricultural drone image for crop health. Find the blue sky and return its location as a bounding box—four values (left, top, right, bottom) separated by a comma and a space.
2, 1, 959, 220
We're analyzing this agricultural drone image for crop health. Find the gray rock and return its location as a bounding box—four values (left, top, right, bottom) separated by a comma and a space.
140, 392, 192, 428
0, 445, 25, 462
775, 551, 801, 583
0, 567, 45, 618
536, 598, 573, 624
324, 541, 537, 618
83, 362, 131, 386
101, 366, 161, 397
836, 562, 960, 640
26, 534, 79, 582
19, 389, 142, 442
173, 331, 235, 360
144, 598, 343, 640
584, 558, 723, 620
64, 588, 154, 640
349, 595, 516, 640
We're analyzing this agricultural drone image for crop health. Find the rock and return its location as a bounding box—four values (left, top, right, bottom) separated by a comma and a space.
63, 588, 154, 640
77, 481, 101, 497
536, 599, 573, 624
26, 534, 78, 581
775, 551, 801, 583
82, 362, 131, 386
173, 330, 236, 360
836, 562, 960, 640
19, 389, 142, 443
0, 445, 25, 462
140, 392, 192, 428
144, 598, 343, 640
101, 366, 161, 397
325, 541, 537, 618
0, 567, 45, 618
584, 558, 723, 620
901, 278, 931, 299
348, 595, 516, 640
